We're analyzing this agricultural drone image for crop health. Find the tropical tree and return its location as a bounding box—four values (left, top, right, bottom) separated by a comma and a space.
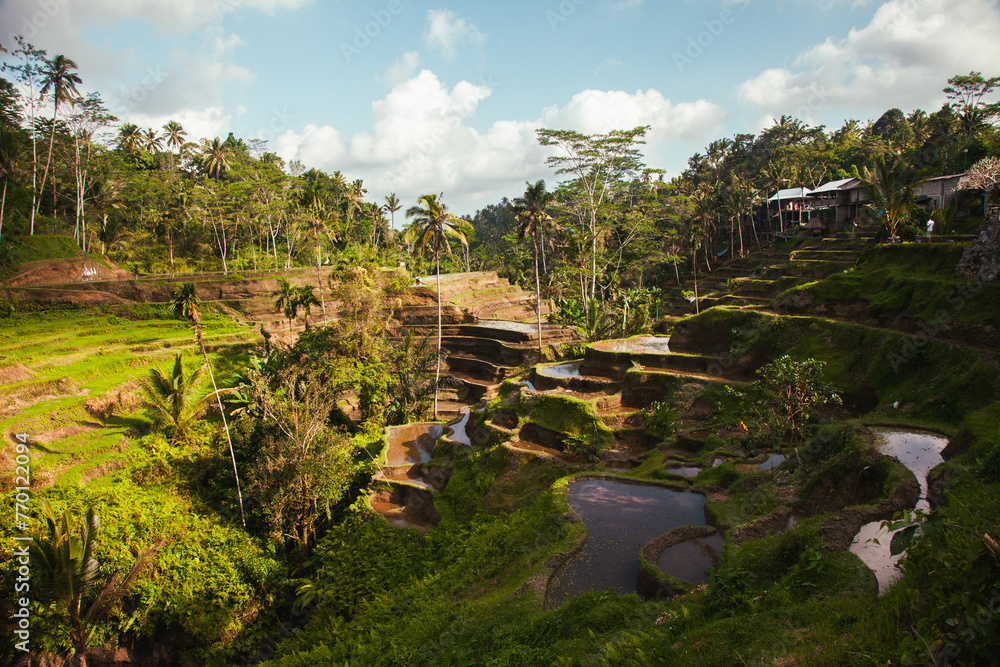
295, 284, 320, 326
944, 71, 1000, 137
513, 179, 554, 358
272, 277, 300, 335
142, 127, 163, 154
404, 193, 473, 419
858, 155, 924, 239
958, 156, 1000, 218
202, 137, 230, 179
0, 126, 17, 242
116, 122, 142, 153
142, 353, 209, 442
383, 193, 401, 228
162, 120, 186, 152
28, 501, 156, 654
169, 283, 245, 525
536, 126, 649, 303
38, 54, 82, 217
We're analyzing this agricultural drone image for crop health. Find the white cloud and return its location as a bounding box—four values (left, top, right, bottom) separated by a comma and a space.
275, 71, 726, 214
382, 51, 420, 86
737, 0, 1000, 120
422, 9, 487, 59
129, 106, 233, 142
543, 89, 728, 142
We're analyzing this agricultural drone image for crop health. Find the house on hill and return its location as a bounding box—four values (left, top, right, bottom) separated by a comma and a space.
916, 173, 966, 212
767, 171, 967, 237
768, 187, 813, 237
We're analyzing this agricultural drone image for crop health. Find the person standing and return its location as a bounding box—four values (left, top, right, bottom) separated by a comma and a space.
926, 218, 935, 243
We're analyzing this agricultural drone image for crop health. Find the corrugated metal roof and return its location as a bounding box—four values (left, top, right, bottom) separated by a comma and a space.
809, 178, 858, 194
768, 187, 812, 201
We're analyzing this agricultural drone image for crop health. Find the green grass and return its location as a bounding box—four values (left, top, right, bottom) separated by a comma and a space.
0, 308, 253, 486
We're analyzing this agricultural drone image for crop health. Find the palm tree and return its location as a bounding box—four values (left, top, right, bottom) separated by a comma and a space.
383, 193, 401, 227
271, 277, 300, 336
162, 120, 186, 152
0, 127, 18, 243
29, 501, 155, 654
295, 285, 320, 327
143, 353, 209, 442
142, 127, 163, 154
117, 122, 142, 153
202, 137, 230, 179
513, 180, 553, 359
302, 182, 329, 325
858, 156, 923, 240
404, 193, 473, 419
38, 55, 82, 218
169, 283, 245, 526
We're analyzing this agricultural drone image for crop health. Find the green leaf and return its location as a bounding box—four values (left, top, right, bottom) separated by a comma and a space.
890, 525, 919, 556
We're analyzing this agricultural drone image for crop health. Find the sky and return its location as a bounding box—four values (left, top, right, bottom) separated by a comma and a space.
2, 0, 999, 219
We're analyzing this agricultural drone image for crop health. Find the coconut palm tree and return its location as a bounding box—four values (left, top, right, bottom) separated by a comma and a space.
162, 120, 186, 152
271, 277, 300, 336
513, 180, 553, 359
404, 193, 473, 419
858, 155, 923, 240
0, 127, 18, 243
116, 122, 142, 153
37, 54, 82, 218
143, 353, 210, 442
29, 501, 155, 654
383, 192, 401, 228
169, 283, 245, 526
202, 137, 230, 180
142, 127, 163, 154
302, 182, 330, 325
295, 285, 320, 328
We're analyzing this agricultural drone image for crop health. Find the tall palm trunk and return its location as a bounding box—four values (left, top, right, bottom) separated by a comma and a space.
0, 178, 7, 243
533, 234, 543, 359
434, 254, 442, 420
38, 100, 58, 219
315, 238, 327, 326
194, 316, 245, 526
693, 250, 700, 315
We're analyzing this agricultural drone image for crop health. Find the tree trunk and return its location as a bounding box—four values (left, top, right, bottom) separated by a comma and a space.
196, 320, 245, 527
0, 178, 6, 243
434, 256, 442, 420
39, 98, 61, 221
693, 250, 700, 314
315, 238, 327, 326
534, 235, 543, 360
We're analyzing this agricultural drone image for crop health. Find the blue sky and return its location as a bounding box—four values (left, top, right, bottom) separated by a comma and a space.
3, 0, 999, 217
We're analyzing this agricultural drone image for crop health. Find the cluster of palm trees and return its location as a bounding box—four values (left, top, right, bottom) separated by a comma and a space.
117, 119, 187, 155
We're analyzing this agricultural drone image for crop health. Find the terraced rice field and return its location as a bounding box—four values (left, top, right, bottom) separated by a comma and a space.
0, 306, 257, 489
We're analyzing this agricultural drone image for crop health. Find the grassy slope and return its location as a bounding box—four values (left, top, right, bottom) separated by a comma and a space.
261, 243, 1000, 666
0, 306, 274, 661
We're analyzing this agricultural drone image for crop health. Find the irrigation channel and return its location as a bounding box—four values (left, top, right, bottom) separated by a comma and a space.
849, 429, 949, 593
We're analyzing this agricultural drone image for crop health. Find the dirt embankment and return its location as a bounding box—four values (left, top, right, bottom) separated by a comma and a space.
6, 257, 131, 287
